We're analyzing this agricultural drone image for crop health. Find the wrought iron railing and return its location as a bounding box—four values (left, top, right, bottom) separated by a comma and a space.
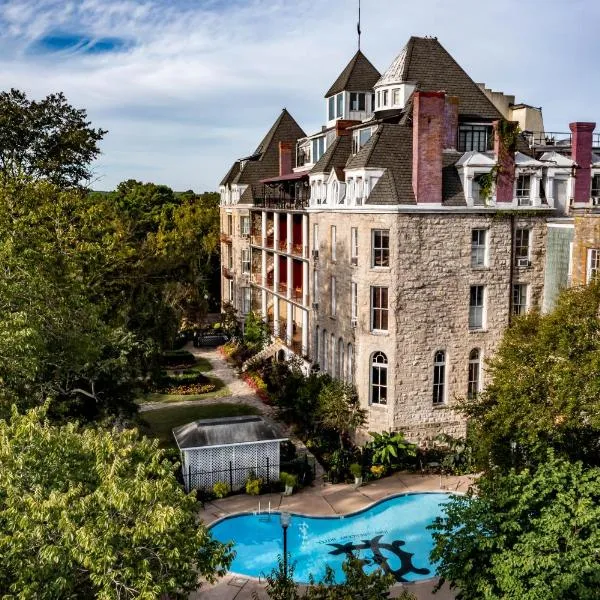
524, 131, 600, 148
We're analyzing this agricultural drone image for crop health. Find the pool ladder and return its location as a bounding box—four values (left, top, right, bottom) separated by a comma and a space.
255, 501, 272, 522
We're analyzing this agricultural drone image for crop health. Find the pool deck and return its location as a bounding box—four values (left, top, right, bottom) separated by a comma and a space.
195, 471, 475, 599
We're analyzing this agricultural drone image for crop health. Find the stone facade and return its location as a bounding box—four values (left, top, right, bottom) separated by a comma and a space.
571, 215, 600, 286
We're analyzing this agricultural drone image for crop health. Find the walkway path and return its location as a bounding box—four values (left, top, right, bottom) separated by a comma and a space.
195, 471, 475, 600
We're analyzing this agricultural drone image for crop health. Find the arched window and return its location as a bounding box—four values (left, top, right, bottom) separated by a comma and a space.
338, 338, 344, 380
433, 350, 446, 405
371, 352, 388, 405
315, 325, 320, 368
347, 343, 354, 383
322, 330, 328, 372
468, 349, 481, 399
330, 333, 335, 376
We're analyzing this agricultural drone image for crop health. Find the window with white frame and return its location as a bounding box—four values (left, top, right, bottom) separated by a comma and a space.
227, 246, 233, 269
328, 97, 335, 121
312, 137, 325, 163
392, 88, 400, 105
371, 286, 389, 331
512, 283, 528, 315
240, 216, 250, 236
337, 338, 344, 380
331, 225, 337, 261
471, 229, 487, 267
351, 282, 358, 322
432, 350, 446, 405
313, 223, 319, 253
371, 352, 388, 405
515, 228, 530, 265
227, 214, 233, 235
330, 333, 335, 376
356, 178, 363, 205
382, 90, 388, 106
315, 325, 320, 365
469, 285, 485, 330
322, 330, 328, 372
376, 91, 380, 108
587, 248, 600, 283
516, 175, 532, 205
331, 276, 336, 316
313, 270, 319, 302
228, 280, 234, 305
241, 249, 250, 274
372, 229, 390, 267
467, 348, 480, 399
241, 287, 251, 314
350, 92, 366, 111
347, 343, 354, 383
336, 93, 344, 118
351, 227, 358, 265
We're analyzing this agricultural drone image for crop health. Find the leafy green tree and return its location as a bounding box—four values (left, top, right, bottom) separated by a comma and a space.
0, 405, 232, 598
460, 281, 600, 472
0, 89, 105, 187
243, 310, 269, 351
430, 453, 600, 600
316, 381, 366, 449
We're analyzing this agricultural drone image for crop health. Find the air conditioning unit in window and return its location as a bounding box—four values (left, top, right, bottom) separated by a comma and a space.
351, 318, 357, 328
311, 250, 319, 260
516, 258, 530, 268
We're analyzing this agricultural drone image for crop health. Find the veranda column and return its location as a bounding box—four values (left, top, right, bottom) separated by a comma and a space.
302, 308, 309, 356
302, 214, 309, 258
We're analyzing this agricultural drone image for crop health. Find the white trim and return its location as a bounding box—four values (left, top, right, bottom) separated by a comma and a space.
179, 438, 288, 452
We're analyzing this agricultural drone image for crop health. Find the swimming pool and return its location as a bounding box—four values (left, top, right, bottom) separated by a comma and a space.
209, 492, 451, 584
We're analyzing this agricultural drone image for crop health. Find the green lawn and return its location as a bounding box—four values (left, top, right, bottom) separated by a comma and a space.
138, 375, 229, 405
139, 403, 260, 448
164, 356, 213, 373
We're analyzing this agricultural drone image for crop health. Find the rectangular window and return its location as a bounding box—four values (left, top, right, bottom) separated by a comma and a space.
371, 286, 389, 331
241, 249, 250, 274
382, 90, 388, 106
336, 93, 343, 118
351, 282, 358, 320
587, 248, 600, 283
331, 225, 337, 261
242, 288, 251, 314
228, 280, 234, 304
376, 91, 380, 109
313, 269, 319, 301
240, 216, 250, 235
371, 92, 375, 111
392, 88, 400, 105
331, 276, 336, 316
372, 229, 390, 267
592, 175, 600, 198
351, 227, 358, 265
515, 228, 530, 265
512, 284, 528, 315
516, 175, 531, 205
469, 285, 485, 330
328, 96, 335, 121
433, 351, 446, 405
312, 137, 325, 163
227, 214, 233, 235
227, 247, 233, 269
458, 124, 492, 152
350, 92, 365, 111
313, 223, 319, 253
471, 229, 487, 267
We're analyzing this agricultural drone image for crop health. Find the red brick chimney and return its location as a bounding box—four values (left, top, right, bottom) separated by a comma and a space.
443, 96, 459, 150
335, 119, 360, 137
412, 91, 445, 203
493, 120, 517, 203
570, 122, 596, 204
279, 141, 293, 176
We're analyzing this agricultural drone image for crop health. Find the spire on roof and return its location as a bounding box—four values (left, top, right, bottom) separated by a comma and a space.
325, 50, 380, 98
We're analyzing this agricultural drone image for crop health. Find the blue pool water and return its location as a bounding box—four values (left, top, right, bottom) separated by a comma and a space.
209, 492, 451, 584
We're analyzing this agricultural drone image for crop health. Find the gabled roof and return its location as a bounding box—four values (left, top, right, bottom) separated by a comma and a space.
325, 50, 381, 97
389, 37, 502, 120
311, 134, 352, 175
173, 415, 286, 450
226, 108, 305, 187
219, 161, 241, 186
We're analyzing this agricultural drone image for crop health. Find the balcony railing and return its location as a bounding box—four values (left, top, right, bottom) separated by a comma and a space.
253, 183, 310, 210
524, 131, 600, 148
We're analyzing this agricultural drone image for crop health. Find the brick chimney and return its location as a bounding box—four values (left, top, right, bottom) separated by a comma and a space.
493, 120, 517, 203
570, 122, 596, 204
279, 141, 293, 176
412, 91, 445, 203
443, 96, 459, 150
335, 119, 360, 137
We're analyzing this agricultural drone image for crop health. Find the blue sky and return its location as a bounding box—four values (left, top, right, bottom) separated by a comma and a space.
1, 0, 598, 192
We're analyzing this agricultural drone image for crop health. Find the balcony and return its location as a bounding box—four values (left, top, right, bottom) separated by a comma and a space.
524, 131, 600, 150
253, 177, 310, 210
222, 266, 234, 279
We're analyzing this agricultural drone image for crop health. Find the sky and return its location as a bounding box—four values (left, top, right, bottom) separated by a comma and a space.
1, 0, 598, 192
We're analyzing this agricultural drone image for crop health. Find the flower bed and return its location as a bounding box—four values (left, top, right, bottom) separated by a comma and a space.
154, 382, 217, 395
242, 371, 271, 404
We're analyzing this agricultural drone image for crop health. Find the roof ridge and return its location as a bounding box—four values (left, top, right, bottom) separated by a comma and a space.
401, 37, 416, 81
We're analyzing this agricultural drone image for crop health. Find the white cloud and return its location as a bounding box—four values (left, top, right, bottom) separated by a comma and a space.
0, 0, 598, 190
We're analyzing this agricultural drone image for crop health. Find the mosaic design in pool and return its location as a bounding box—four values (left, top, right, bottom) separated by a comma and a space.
209, 492, 451, 583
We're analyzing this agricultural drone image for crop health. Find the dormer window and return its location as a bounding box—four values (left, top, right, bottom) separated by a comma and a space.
328, 97, 335, 121
392, 88, 400, 105
350, 92, 366, 111
516, 175, 531, 206
352, 127, 374, 154
458, 124, 493, 152
312, 137, 325, 163
382, 90, 388, 106
336, 93, 344, 118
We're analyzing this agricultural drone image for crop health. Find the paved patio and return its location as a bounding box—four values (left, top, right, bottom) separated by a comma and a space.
195, 471, 475, 599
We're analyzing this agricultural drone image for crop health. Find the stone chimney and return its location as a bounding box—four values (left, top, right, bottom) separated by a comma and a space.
443, 95, 459, 150
412, 91, 445, 203
493, 120, 517, 203
279, 141, 293, 176
570, 122, 596, 204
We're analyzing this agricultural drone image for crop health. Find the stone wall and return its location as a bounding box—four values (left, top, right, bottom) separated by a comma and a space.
571, 214, 600, 285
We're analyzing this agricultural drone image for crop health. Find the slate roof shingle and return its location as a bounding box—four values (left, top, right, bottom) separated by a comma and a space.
311, 134, 352, 175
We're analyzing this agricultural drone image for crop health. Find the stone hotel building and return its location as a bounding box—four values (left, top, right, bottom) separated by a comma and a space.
219, 36, 600, 441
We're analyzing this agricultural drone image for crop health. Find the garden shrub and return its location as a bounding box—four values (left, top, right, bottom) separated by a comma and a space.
365, 431, 417, 472
213, 481, 230, 499
160, 349, 196, 367
245, 475, 262, 496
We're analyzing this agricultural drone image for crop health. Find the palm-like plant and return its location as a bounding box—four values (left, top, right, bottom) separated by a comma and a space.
366, 431, 417, 469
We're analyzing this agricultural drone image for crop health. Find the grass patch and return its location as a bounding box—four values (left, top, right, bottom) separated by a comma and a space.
165, 356, 212, 373
139, 403, 260, 448
138, 376, 229, 405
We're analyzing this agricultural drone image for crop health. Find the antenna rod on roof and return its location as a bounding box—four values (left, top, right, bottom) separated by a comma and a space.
357, 0, 361, 50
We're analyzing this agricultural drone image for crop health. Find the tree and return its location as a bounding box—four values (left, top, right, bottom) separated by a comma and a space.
0, 405, 233, 598
0, 89, 106, 187
316, 381, 366, 449
459, 281, 600, 472
243, 310, 269, 351
430, 453, 600, 600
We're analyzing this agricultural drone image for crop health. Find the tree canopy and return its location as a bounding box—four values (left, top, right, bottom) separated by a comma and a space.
431, 453, 600, 600
0, 405, 232, 598
0, 89, 105, 187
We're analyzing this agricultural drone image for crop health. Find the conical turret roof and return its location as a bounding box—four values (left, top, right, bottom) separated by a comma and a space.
325, 50, 380, 97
